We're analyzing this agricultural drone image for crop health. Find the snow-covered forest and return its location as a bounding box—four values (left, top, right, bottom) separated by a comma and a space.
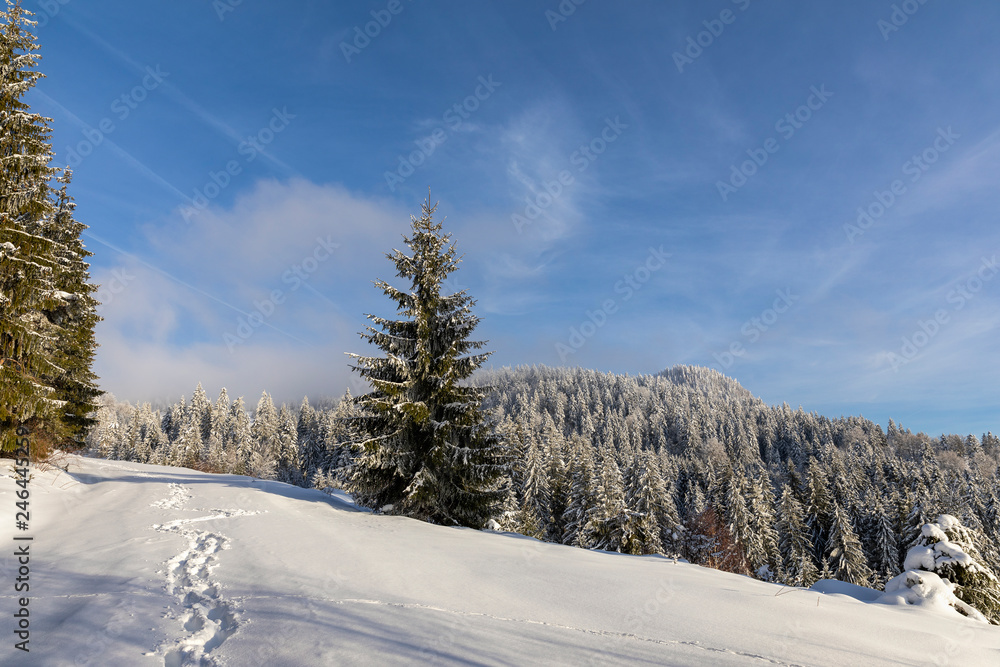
88, 364, 1000, 614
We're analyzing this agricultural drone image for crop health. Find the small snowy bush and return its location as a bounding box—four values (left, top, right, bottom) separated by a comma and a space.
880, 570, 987, 622
882, 515, 1000, 624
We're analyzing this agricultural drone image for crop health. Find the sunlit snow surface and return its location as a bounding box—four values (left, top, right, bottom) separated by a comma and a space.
2, 455, 998, 666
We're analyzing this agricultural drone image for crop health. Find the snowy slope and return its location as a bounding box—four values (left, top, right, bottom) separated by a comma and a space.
2, 456, 998, 666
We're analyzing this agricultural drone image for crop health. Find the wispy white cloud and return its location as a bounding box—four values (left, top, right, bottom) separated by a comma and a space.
94, 180, 412, 404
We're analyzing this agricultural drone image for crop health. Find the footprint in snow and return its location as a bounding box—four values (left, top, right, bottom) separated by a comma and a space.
149, 483, 262, 666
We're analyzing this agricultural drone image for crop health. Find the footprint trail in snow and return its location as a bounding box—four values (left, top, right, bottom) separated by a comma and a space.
149, 483, 262, 666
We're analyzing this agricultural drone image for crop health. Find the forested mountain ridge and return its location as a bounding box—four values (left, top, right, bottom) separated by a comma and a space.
479, 364, 891, 465
89, 364, 1000, 620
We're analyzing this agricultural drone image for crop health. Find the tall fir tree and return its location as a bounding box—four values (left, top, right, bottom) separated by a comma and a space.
623, 449, 666, 555
518, 436, 552, 538
189, 382, 212, 444
0, 1, 60, 451
805, 457, 834, 564
582, 448, 636, 553
869, 497, 901, 583
717, 466, 755, 569
746, 470, 782, 579
296, 395, 324, 482
542, 422, 569, 543
274, 404, 300, 484
827, 500, 874, 586
251, 391, 279, 462
347, 197, 507, 528
776, 484, 819, 587
561, 436, 596, 547
171, 407, 203, 469
325, 390, 361, 483
210, 388, 231, 440
228, 396, 253, 470
655, 452, 684, 553
36, 170, 101, 446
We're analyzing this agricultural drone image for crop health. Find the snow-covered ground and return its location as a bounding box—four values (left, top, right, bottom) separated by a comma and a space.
2, 456, 998, 666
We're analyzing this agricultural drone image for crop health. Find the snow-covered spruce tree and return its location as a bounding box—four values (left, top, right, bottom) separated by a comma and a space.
500, 427, 549, 539
869, 497, 901, 584
561, 435, 596, 547
36, 170, 101, 446
171, 408, 203, 470
323, 392, 362, 484
717, 466, 755, 570
228, 396, 253, 471
901, 514, 1000, 624
542, 421, 569, 543
0, 1, 61, 452
827, 499, 874, 587
346, 198, 507, 528
654, 452, 684, 554
746, 470, 782, 579
624, 449, 667, 556
274, 403, 301, 485
189, 382, 213, 444
252, 391, 279, 462
519, 436, 553, 538
776, 483, 818, 587
296, 396, 324, 482
210, 388, 231, 443
582, 447, 638, 553
805, 457, 834, 564
495, 474, 522, 533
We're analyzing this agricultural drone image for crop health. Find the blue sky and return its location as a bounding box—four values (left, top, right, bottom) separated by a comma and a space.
30, 0, 1000, 437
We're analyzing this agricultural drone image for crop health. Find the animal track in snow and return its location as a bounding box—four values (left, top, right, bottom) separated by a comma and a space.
150, 483, 262, 666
